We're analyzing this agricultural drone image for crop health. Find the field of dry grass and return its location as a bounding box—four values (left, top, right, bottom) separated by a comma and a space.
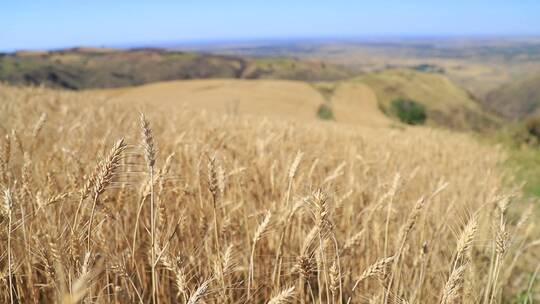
98, 79, 391, 127
0, 83, 538, 303
99, 79, 327, 123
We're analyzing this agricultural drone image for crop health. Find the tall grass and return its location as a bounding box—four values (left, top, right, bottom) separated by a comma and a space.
0, 84, 538, 303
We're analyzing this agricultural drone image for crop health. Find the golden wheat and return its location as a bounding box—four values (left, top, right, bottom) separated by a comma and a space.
0, 83, 537, 303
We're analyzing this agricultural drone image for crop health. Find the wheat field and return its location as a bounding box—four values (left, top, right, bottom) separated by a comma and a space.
97, 78, 391, 127
0, 83, 538, 303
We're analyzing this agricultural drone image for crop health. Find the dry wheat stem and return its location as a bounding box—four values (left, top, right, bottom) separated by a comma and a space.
248, 210, 272, 300
86, 138, 127, 251
139, 113, 158, 304
3, 189, 14, 304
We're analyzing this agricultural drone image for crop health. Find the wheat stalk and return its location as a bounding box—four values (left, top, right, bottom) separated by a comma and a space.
139, 113, 158, 304
3, 188, 14, 304
248, 210, 272, 300
187, 279, 212, 304
347, 256, 395, 304
86, 138, 127, 250
440, 264, 466, 304
454, 215, 478, 268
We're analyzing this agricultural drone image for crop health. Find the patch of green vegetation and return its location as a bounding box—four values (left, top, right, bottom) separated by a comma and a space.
0, 58, 32, 76
493, 116, 540, 148
509, 267, 539, 303
507, 148, 540, 196
524, 116, 540, 145
390, 98, 427, 125
488, 120, 540, 197
411, 63, 445, 73
317, 103, 334, 120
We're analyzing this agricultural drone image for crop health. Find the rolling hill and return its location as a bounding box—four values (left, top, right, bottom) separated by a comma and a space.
185, 37, 540, 100
484, 71, 540, 120
96, 78, 392, 127
93, 72, 497, 130
0, 47, 506, 131
0, 48, 352, 90
357, 69, 500, 130
44, 66, 498, 131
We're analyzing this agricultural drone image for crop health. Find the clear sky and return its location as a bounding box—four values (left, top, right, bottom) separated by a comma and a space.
1, 0, 540, 51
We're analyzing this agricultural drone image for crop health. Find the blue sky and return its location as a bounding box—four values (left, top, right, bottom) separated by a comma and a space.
1, 0, 540, 51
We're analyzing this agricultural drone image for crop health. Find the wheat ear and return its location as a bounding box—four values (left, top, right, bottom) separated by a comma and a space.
86, 138, 127, 250
140, 113, 158, 304
267, 286, 296, 304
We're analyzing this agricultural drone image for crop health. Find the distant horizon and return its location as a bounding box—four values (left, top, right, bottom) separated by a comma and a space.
4, 34, 540, 53
3, 1, 540, 52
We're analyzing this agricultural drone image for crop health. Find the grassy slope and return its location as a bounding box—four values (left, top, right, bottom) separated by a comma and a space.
0, 51, 502, 131
330, 82, 392, 127
357, 68, 500, 130
484, 71, 540, 120
96, 71, 503, 131
507, 148, 540, 196
0, 50, 244, 89
200, 38, 540, 101
487, 124, 540, 197
482, 70, 540, 197
100, 79, 326, 122
248, 57, 351, 81
97, 78, 392, 127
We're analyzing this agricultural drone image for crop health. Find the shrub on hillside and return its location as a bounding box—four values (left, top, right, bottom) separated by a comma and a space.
317, 103, 334, 120
391, 98, 427, 125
